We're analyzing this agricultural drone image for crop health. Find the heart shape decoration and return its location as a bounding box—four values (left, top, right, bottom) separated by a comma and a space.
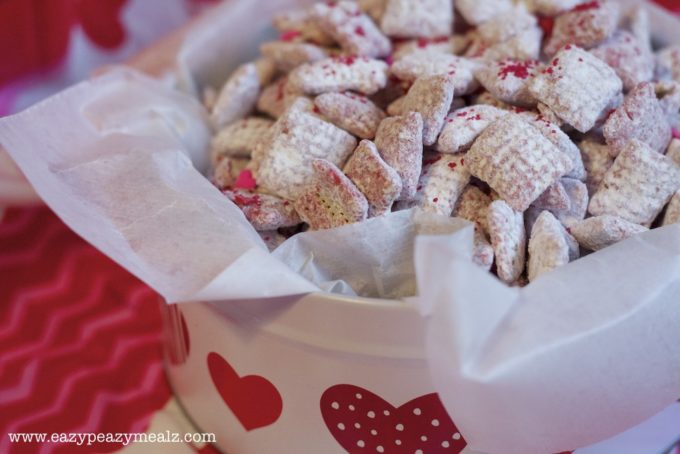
321, 384, 467, 453
207, 352, 282, 431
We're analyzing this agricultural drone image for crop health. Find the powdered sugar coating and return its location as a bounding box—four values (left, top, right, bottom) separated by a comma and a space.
437, 105, 508, 154
400, 75, 455, 146
212, 61, 274, 129
257, 77, 301, 118
260, 41, 329, 72
374, 112, 424, 200
212, 157, 249, 189
578, 138, 614, 195
476, 6, 538, 45
211, 117, 274, 162
569, 215, 648, 251
224, 189, 301, 231
590, 31, 654, 92
392, 36, 461, 61
273, 9, 334, 46
314, 92, 386, 139
528, 45, 623, 133
603, 82, 671, 156
410, 153, 471, 216
528, 210, 574, 281
289, 57, 389, 95
473, 229, 495, 271
294, 159, 369, 230
343, 140, 402, 216
467, 115, 574, 212
255, 98, 358, 200
488, 200, 526, 284
532, 180, 571, 213
544, 1, 620, 57
380, 0, 453, 38
454, 185, 492, 233
475, 59, 540, 107
457, 0, 514, 26
391, 53, 479, 95
589, 139, 680, 225
521, 114, 586, 180
663, 191, 680, 226
311, 1, 391, 58
554, 178, 589, 227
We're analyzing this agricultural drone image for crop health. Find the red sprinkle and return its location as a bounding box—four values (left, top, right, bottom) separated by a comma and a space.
672, 128, 680, 140
280, 30, 302, 42
355, 25, 366, 37
432, 197, 439, 203
234, 170, 257, 190
498, 60, 535, 80
232, 193, 261, 207
335, 55, 356, 66
448, 162, 457, 169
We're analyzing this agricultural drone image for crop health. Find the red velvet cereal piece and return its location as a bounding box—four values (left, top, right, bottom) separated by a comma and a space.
473, 228, 495, 271
211, 60, 275, 129
380, 0, 453, 38
532, 180, 571, 213
544, 1, 620, 57
530, 0, 591, 15
488, 200, 526, 284
456, 0, 514, 26
410, 153, 471, 216
400, 74, 455, 146
467, 115, 574, 212
603, 82, 672, 156
589, 139, 680, 225
529, 45, 623, 133
260, 41, 329, 72
391, 52, 479, 95
662, 191, 680, 226
590, 31, 654, 92
254, 98, 358, 200
454, 185, 492, 233
224, 189, 301, 231
521, 114, 586, 180
258, 230, 287, 252
314, 92, 386, 139
374, 112, 424, 199
294, 159, 369, 230
311, 1, 391, 58
343, 140, 402, 216
554, 177, 589, 227
273, 9, 335, 46
212, 157, 249, 189
569, 214, 648, 251
288, 56, 389, 95
578, 138, 614, 195
528, 210, 575, 282
475, 59, 540, 107
437, 105, 508, 154
210, 117, 274, 162
667, 138, 680, 166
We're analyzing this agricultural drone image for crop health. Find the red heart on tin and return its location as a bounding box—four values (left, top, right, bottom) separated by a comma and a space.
207, 352, 282, 431
321, 384, 467, 453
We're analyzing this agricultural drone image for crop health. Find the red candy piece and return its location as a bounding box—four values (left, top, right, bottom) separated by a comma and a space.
234, 169, 257, 190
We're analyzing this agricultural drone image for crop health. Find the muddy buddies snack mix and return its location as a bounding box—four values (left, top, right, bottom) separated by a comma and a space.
204, 0, 680, 283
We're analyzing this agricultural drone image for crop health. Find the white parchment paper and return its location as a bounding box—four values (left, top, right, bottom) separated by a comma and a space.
1, 1, 679, 453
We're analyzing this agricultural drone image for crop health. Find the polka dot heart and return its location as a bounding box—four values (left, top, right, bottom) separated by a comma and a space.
320, 384, 466, 453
